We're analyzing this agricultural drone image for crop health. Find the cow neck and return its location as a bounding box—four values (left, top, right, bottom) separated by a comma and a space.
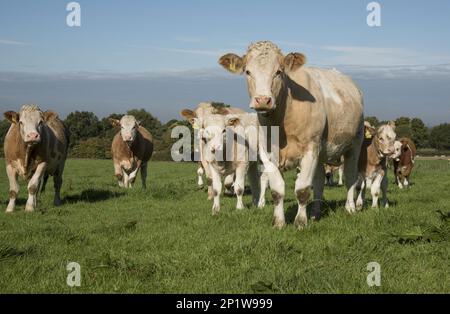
369, 136, 385, 163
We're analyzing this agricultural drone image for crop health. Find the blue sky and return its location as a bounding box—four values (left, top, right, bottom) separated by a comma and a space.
1, 0, 450, 124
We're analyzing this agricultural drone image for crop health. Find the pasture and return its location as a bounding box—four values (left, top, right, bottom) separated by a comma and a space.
0, 158, 448, 293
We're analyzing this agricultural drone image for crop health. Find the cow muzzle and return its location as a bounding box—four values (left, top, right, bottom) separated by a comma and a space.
251, 96, 275, 112
25, 132, 41, 145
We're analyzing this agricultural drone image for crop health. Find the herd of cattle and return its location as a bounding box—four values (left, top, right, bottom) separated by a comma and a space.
2, 41, 417, 229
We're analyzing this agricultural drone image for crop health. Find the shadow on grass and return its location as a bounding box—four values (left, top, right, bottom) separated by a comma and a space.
63, 189, 125, 204
285, 199, 348, 225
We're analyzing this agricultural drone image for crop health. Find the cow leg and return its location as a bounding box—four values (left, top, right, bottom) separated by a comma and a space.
114, 162, 124, 187
234, 165, 246, 210
247, 161, 261, 207
343, 145, 361, 214
311, 164, 325, 220
381, 175, 389, 208
25, 162, 47, 212
210, 166, 222, 215
258, 170, 268, 208
140, 162, 148, 189
294, 150, 318, 229
123, 172, 130, 188
403, 177, 409, 188
53, 171, 63, 207
40, 173, 49, 193
356, 177, 365, 210
6, 164, 19, 213
338, 165, 344, 186
267, 165, 285, 229
397, 173, 404, 189
370, 173, 383, 208
197, 165, 204, 187
224, 174, 234, 196
128, 161, 141, 187
203, 162, 214, 200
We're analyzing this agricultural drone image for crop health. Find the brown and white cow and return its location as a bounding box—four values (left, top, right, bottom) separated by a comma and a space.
392, 137, 416, 189
356, 122, 396, 209
3, 104, 69, 212
109, 115, 153, 188
181, 107, 260, 214
219, 41, 364, 229
324, 163, 344, 186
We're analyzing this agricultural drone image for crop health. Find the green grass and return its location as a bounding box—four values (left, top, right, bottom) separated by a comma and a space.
0, 158, 449, 293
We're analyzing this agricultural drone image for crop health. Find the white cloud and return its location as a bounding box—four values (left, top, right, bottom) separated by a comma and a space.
0, 38, 29, 46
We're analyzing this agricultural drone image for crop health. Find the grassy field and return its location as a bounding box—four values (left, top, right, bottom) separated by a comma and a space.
0, 158, 449, 293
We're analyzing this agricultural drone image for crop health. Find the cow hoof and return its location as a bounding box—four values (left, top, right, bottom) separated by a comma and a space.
212, 205, 220, 216
272, 217, 285, 229
311, 210, 321, 221
257, 199, 266, 209
356, 202, 363, 210
25, 206, 35, 212
5, 208, 14, 213
294, 214, 308, 229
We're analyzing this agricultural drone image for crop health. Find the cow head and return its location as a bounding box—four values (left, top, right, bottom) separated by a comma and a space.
3, 104, 54, 145
110, 115, 140, 145
375, 121, 397, 156
219, 41, 306, 113
181, 108, 236, 158
391, 140, 402, 161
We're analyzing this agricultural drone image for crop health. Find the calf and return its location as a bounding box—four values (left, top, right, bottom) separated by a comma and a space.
393, 138, 416, 189
183, 102, 244, 200
324, 162, 344, 186
110, 115, 153, 188
182, 108, 260, 214
3, 104, 69, 212
356, 121, 396, 209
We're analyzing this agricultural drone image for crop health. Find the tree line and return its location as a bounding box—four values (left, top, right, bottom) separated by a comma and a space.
0, 109, 449, 159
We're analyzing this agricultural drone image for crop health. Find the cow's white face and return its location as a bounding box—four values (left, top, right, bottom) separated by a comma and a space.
391, 141, 402, 161
376, 124, 397, 156
219, 41, 306, 113
198, 115, 228, 154
119, 115, 139, 144
4, 105, 45, 145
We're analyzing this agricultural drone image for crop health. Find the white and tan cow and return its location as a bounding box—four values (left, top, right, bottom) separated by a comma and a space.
356, 122, 396, 209
181, 107, 260, 214
3, 104, 69, 212
219, 41, 364, 229
183, 103, 245, 200
110, 115, 153, 188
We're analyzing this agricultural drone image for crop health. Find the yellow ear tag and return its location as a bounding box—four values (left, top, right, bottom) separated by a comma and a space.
365, 130, 373, 139
230, 62, 236, 72
192, 121, 200, 130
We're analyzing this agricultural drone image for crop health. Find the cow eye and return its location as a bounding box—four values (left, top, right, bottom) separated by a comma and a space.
275, 70, 282, 76
245, 70, 251, 76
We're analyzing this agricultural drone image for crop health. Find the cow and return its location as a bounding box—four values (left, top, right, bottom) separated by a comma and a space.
181, 108, 260, 214
356, 122, 396, 209
392, 137, 416, 189
182, 102, 245, 200
3, 104, 69, 212
109, 115, 153, 188
218, 41, 364, 229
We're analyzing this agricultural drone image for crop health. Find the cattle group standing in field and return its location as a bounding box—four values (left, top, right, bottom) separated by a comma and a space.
2, 41, 418, 231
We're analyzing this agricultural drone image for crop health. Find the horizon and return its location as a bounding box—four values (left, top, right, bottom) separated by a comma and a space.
1, 0, 450, 125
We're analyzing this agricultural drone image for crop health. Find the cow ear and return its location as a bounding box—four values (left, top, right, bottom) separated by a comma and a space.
136, 120, 141, 127
388, 120, 396, 130
180, 109, 196, 121
365, 125, 376, 139
43, 110, 58, 122
283, 53, 306, 73
4, 111, 19, 124
109, 118, 121, 128
227, 116, 240, 127
218, 53, 244, 74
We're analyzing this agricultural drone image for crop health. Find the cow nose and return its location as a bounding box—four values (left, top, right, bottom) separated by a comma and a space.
255, 96, 272, 106
26, 132, 39, 142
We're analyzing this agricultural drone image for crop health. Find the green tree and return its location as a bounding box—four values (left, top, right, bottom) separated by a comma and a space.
429, 123, 450, 150
365, 116, 379, 127
410, 118, 429, 148
64, 111, 102, 146
0, 118, 11, 156
394, 116, 412, 138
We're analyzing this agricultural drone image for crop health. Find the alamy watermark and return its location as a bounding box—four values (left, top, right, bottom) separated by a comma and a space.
66, 2, 81, 27
366, 262, 381, 286
66, 262, 81, 287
